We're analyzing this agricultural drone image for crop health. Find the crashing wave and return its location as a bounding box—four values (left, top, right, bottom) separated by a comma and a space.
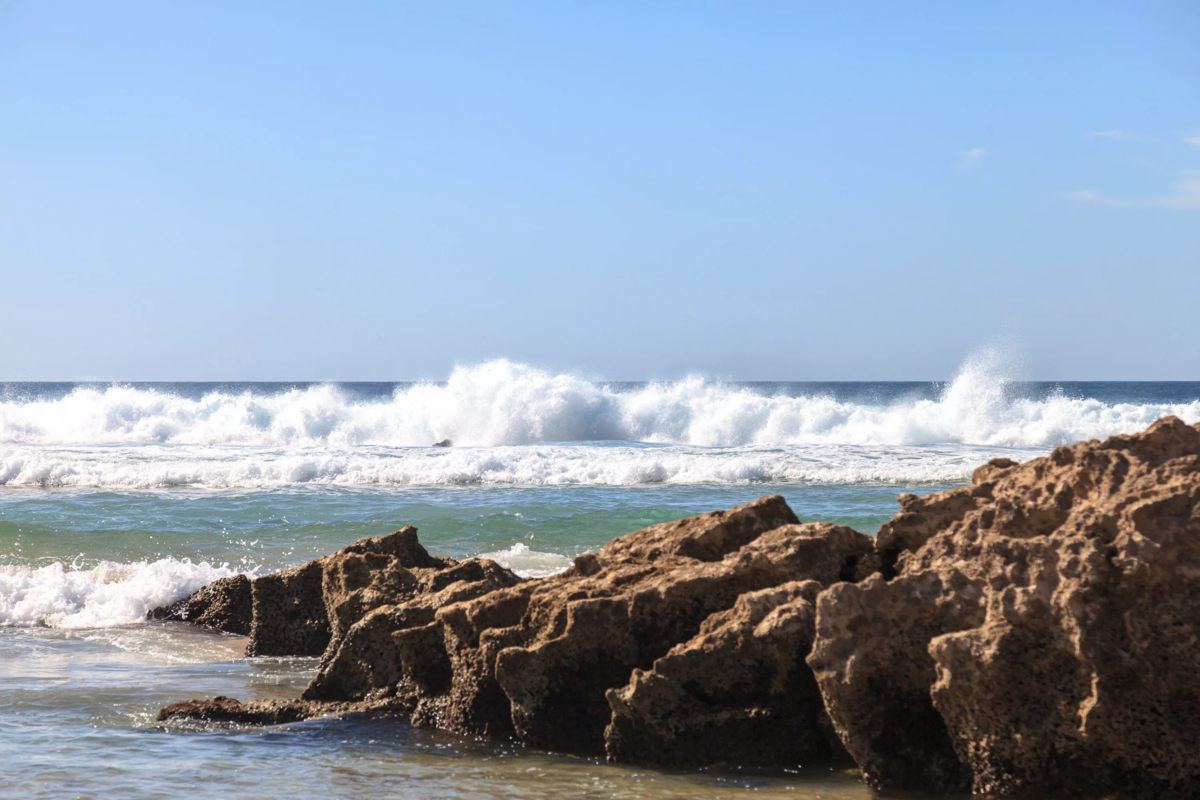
1, 358, 1196, 449
0, 558, 241, 628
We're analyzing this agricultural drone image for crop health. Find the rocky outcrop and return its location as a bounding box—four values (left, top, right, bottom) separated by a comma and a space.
157, 420, 1200, 798
153, 526, 519, 663
305, 553, 523, 702
148, 574, 253, 635
810, 416, 1200, 798
375, 500, 876, 758
157, 495, 877, 773
605, 578, 849, 769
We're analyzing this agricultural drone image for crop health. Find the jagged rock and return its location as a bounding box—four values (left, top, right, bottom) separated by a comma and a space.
605, 579, 851, 769
244, 526, 468, 657
153, 418, 1200, 794
811, 416, 1200, 798
210, 497, 873, 767
808, 570, 983, 792
304, 556, 523, 702
159, 527, 522, 717
379, 500, 876, 761
148, 574, 253, 635
246, 559, 331, 656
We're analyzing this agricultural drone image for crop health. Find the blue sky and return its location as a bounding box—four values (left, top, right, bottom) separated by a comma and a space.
1, 1, 1197, 381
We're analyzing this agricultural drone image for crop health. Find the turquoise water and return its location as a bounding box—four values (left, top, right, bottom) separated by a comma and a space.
3, 369, 1199, 799
0, 484, 916, 569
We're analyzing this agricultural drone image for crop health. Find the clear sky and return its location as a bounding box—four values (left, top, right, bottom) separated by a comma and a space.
1, 1, 1197, 381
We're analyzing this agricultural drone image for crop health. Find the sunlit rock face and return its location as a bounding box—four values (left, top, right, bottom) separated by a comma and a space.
811, 416, 1200, 798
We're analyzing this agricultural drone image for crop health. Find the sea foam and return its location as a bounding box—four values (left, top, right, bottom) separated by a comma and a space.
475, 543, 573, 579
0, 558, 240, 628
1, 359, 1195, 449
0, 359, 1197, 488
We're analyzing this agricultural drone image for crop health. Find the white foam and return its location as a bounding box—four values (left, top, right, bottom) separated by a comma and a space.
0, 358, 1196, 488
0, 558, 241, 628
1, 359, 1195, 449
0, 442, 1049, 488
475, 543, 573, 578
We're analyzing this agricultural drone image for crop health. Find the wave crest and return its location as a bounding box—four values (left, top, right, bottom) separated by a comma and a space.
0, 558, 241, 628
1, 360, 1197, 449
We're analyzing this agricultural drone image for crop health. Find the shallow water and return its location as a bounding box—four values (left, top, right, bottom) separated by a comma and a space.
3, 367, 1198, 798
2, 623, 880, 800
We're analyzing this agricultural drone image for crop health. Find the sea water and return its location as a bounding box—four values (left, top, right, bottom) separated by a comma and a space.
2, 359, 1199, 799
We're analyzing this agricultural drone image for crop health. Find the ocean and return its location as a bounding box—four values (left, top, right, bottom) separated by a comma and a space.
3, 359, 1199, 799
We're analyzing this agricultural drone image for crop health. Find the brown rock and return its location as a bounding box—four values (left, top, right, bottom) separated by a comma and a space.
148, 574, 253, 635
807, 570, 983, 792
244, 526, 465, 658
158, 527, 523, 723
246, 559, 330, 656
812, 416, 1200, 798
156, 695, 403, 725
387, 500, 876, 761
303, 557, 522, 703
156, 695, 316, 725
605, 579, 851, 769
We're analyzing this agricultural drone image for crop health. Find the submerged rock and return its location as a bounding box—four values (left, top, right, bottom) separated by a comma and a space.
811, 416, 1200, 798
156, 695, 403, 726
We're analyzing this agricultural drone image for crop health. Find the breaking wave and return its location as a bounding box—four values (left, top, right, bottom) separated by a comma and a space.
1, 358, 1196, 449
0, 558, 240, 628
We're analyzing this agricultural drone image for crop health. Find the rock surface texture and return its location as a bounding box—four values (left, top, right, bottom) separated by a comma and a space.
149, 574, 254, 635
810, 416, 1200, 798
392, 502, 876, 759
158, 420, 1200, 799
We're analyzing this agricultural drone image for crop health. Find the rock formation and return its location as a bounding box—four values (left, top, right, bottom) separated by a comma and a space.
159, 417, 1200, 799
605, 579, 849, 769
809, 416, 1200, 798
149, 574, 253, 635
156, 695, 405, 726
160, 497, 876, 769
392, 504, 875, 756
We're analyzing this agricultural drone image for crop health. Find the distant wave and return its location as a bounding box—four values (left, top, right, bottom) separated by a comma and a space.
0, 442, 1050, 488
1, 358, 1197, 449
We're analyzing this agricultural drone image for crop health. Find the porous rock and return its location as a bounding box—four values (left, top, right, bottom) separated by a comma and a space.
148, 574, 253, 635
384, 500, 877, 759
605, 579, 851, 769
245, 526, 466, 657
810, 416, 1200, 798
158, 496, 877, 770
807, 569, 983, 792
